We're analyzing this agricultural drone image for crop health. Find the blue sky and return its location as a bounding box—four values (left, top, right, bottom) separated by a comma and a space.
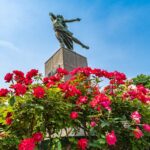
0, 0, 150, 87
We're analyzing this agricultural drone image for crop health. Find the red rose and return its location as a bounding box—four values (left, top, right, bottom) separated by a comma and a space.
0, 88, 9, 97
6, 112, 12, 118
70, 67, 82, 76
43, 77, 49, 84
18, 138, 35, 150
96, 106, 101, 111
57, 68, 69, 75
49, 74, 61, 82
77, 138, 88, 150
90, 94, 111, 111
137, 85, 147, 94
143, 124, 150, 133
92, 68, 103, 77
33, 86, 45, 99
90, 99, 98, 108
70, 111, 78, 120
26, 69, 38, 79
106, 130, 117, 145
4, 73, 13, 82
81, 67, 92, 76
46, 81, 55, 88
133, 127, 143, 139
76, 96, 88, 105
13, 70, 24, 77
5, 117, 12, 125
32, 132, 43, 142
59, 83, 81, 97
13, 70, 25, 83
24, 78, 33, 85
12, 83, 27, 96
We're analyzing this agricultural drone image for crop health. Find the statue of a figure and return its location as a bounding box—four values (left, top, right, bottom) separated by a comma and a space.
49, 13, 89, 50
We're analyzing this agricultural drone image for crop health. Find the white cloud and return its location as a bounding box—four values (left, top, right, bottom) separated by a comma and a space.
0, 40, 21, 53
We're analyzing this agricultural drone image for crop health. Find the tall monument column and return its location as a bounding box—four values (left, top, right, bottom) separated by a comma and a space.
44, 13, 89, 137
45, 48, 88, 78
46, 13, 89, 79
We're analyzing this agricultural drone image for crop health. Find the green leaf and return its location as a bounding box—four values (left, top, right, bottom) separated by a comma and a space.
35, 105, 44, 110
57, 140, 62, 150
98, 138, 106, 144
9, 96, 16, 106
101, 121, 110, 128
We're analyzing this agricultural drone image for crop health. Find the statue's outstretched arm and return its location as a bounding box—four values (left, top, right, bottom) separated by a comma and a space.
64, 18, 81, 23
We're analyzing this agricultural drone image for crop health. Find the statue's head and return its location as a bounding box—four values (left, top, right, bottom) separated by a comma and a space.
57, 15, 64, 19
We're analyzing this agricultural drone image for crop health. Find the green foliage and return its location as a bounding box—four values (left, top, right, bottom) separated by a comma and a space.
133, 74, 150, 89
0, 136, 19, 150
0, 68, 150, 149
0, 86, 72, 149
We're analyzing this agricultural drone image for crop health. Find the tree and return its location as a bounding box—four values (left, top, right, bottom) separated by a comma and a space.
133, 74, 150, 89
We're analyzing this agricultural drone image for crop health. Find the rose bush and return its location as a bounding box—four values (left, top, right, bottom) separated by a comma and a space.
0, 67, 150, 149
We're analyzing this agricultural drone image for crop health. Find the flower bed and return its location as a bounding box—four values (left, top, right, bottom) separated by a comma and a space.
0, 67, 150, 149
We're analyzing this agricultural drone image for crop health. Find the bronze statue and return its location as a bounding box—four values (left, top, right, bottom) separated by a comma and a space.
49, 13, 89, 50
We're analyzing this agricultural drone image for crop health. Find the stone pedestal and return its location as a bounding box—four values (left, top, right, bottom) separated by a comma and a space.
45, 48, 88, 78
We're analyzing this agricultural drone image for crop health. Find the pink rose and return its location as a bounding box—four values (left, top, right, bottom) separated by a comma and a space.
143, 124, 150, 133
130, 111, 141, 124
79, 96, 88, 104
90, 121, 96, 127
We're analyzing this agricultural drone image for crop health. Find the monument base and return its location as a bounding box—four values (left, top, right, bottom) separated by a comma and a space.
45, 48, 88, 79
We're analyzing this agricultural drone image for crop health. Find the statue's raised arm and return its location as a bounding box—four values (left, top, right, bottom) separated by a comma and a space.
49, 13, 56, 21
64, 18, 81, 23
49, 13, 89, 50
